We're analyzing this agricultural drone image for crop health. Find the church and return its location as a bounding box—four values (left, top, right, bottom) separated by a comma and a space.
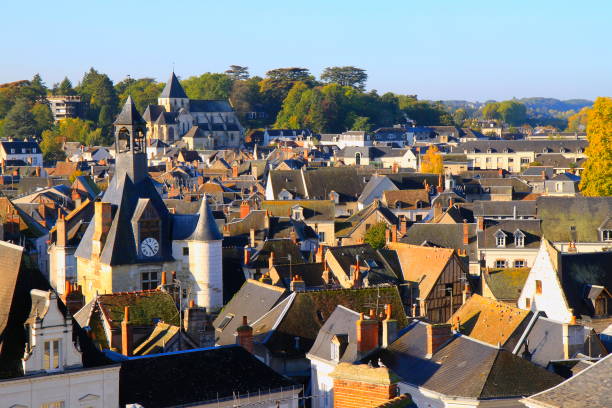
143, 72, 243, 148
75, 96, 224, 311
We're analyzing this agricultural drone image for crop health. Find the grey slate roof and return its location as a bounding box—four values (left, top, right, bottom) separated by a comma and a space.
401, 223, 478, 260
307, 305, 360, 362
478, 219, 542, 249
159, 72, 188, 99
190, 100, 234, 112
142, 104, 165, 123
455, 140, 588, 154
524, 353, 612, 408
114, 96, 146, 126
473, 200, 537, 218
187, 199, 223, 241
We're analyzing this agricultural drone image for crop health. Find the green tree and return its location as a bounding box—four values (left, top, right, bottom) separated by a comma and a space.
482, 102, 501, 120
77, 68, 118, 125
363, 222, 388, 249
274, 81, 309, 129
3, 98, 37, 139
225, 65, 249, 80
114, 77, 163, 112
498, 100, 527, 126
230, 76, 266, 125
181, 73, 233, 100
40, 129, 65, 162
579, 97, 612, 196
351, 116, 371, 132
259, 67, 315, 117
320, 66, 368, 90
53, 77, 76, 96
31, 103, 54, 134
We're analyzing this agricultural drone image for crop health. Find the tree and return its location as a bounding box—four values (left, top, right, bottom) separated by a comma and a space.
259, 68, 315, 117
482, 102, 501, 120
114, 77, 163, 112
31, 103, 54, 134
363, 222, 388, 249
53, 77, 76, 96
579, 97, 612, 196
420, 145, 443, 174
225, 65, 249, 80
566, 106, 590, 132
181, 73, 233, 100
351, 116, 371, 132
230, 77, 265, 124
274, 82, 309, 129
498, 100, 527, 126
76, 68, 118, 125
320, 66, 368, 90
3, 98, 37, 139
40, 129, 65, 162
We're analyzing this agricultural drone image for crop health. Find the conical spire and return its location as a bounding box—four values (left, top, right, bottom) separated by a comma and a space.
114, 96, 146, 125
188, 197, 223, 241
160, 72, 188, 99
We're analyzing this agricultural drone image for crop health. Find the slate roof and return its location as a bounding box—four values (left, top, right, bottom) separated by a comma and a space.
537, 196, 612, 242
190, 100, 234, 112
0, 141, 41, 154
325, 244, 403, 284
375, 322, 563, 399
477, 219, 542, 249
159, 72, 188, 99
451, 294, 531, 348
114, 96, 146, 126
185, 199, 223, 241
95, 290, 179, 329
536, 153, 585, 169
473, 200, 537, 218
247, 239, 306, 269
381, 189, 430, 210
559, 251, 612, 318
182, 125, 209, 139
142, 104, 165, 123
132, 322, 180, 356
261, 200, 335, 221
119, 345, 297, 408
335, 201, 398, 237
271, 263, 326, 289
524, 353, 612, 408
213, 280, 287, 345
483, 268, 531, 302
307, 305, 360, 362
401, 223, 478, 261
255, 286, 407, 357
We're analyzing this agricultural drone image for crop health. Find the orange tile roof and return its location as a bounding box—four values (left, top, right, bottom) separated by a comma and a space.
450, 294, 530, 347
386, 242, 454, 299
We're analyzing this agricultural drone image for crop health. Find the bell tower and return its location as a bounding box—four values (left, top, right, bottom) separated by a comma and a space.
114, 96, 148, 184
158, 72, 189, 112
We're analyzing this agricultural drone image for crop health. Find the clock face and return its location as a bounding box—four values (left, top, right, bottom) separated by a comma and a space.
141, 237, 159, 257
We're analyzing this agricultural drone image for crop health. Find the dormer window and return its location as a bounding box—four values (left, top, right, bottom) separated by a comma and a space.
495, 230, 506, 247
487, 148, 493, 154
331, 342, 340, 362
603, 230, 612, 242
43, 339, 61, 371
543, 148, 549, 153
514, 230, 525, 248
291, 205, 304, 221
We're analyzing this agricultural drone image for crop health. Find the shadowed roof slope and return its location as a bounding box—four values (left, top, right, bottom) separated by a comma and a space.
159, 72, 188, 99
114, 96, 146, 126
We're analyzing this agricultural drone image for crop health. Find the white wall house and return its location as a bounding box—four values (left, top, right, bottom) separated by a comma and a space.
0, 140, 43, 166
0, 289, 120, 408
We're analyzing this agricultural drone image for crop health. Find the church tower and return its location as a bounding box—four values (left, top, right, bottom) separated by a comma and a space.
114, 96, 148, 184
158, 72, 189, 112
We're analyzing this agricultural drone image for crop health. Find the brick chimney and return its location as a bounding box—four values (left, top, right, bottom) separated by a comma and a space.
290, 229, 298, 244
235, 316, 253, 353
498, 168, 504, 178
391, 162, 399, 174
315, 245, 324, 263
56, 211, 67, 247
63, 282, 84, 315
71, 189, 82, 207
290, 275, 306, 292
352, 256, 361, 288
268, 251, 275, 269
240, 201, 250, 218
121, 306, 134, 357
232, 165, 239, 178
477, 216, 484, 231
463, 219, 469, 245
330, 363, 400, 408
437, 173, 443, 193
183, 302, 207, 347
391, 225, 397, 242
356, 311, 379, 358
462, 283, 471, 304
244, 247, 251, 265
399, 216, 408, 236
165, 159, 172, 173
382, 304, 398, 347
92, 202, 112, 258
426, 323, 453, 357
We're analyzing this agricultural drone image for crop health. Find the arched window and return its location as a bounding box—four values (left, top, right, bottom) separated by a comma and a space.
355, 152, 361, 166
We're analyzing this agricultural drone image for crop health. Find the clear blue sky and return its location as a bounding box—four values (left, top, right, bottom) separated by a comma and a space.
2, 0, 611, 101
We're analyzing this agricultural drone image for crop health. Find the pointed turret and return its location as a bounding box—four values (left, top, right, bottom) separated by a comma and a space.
160, 72, 188, 99
114, 96, 146, 126
188, 197, 223, 241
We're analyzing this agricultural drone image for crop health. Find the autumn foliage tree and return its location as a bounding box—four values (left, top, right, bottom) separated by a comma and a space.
420, 145, 444, 174
579, 97, 612, 196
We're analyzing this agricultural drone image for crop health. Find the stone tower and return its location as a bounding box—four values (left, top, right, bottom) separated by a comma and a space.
158, 72, 189, 113
114, 96, 148, 184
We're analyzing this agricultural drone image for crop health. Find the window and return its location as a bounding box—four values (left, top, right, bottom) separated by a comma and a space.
41, 402, 65, 408
604, 230, 612, 242
365, 223, 371, 231
496, 235, 506, 247
318, 231, 325, 242
141, 271, 159, 290
331, 343, 339, 361
495, 259, 507, 268
415, 214, 423, 222
508, 158, 514, 163
514, 231, 525, 248
43, 340, 60, 371
555, 182, 563, 192
535, 280, 542, 294
183, 247, 189, 256
525, 297, 531, 308
521, 157, 530, 164
218, 314, 234, 329
514, 259, 525, 268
